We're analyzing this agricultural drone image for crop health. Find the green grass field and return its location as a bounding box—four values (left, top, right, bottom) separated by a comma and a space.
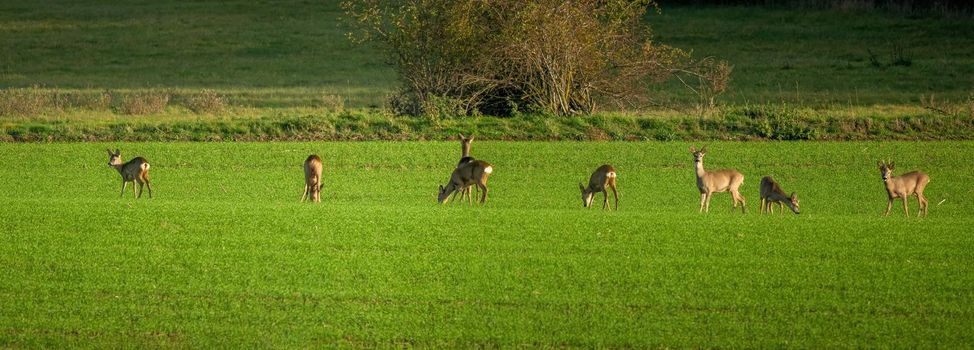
2, 141, 972, 347
1, 1, 971, 110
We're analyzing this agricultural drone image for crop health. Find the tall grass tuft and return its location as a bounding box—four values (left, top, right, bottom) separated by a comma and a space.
114, 90, 171, 115
184, 89, 228, 114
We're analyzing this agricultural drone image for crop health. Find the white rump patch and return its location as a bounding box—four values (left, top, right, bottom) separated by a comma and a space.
606, 171, 616, 178
484, 166, 493, 174
143, 163, 150, 170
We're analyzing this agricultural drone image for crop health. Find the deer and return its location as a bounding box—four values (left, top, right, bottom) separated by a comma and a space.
690, 146, 745, 213
107, 148, 152, 199
579, 165, 618, 210
878, 160, 930, 217
438, 159, 493, 205
301, 154, 323, 203
759, 176, 800, 214
452, 133, 477, 203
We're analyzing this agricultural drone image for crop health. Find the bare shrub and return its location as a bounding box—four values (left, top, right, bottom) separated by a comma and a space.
343, 0, 725, 116
184, 89, 228, 114
115, 90, 171, 115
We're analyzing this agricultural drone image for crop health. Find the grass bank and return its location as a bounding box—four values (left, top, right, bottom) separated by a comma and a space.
3, 105, 972, 142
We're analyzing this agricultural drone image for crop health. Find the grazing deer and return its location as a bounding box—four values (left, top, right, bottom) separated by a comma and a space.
438, 160, 493, 205
759, 176, 800, 214
878, 160, 930, 217
579, 165, 618, 210
690, 146, 745, 213
107, 148, 152, 198
302, 154, 323, 203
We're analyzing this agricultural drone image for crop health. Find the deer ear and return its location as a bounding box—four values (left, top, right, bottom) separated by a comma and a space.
458, 133, 465, 139
790, 192, 796, 200
889, 161, 894, 169
877, 160, 883, 168
689, 146, 696, 153
469, 135, 474, 141
107, 149, 113, 156
701, 145, 708, 153
114, 148, 120, 155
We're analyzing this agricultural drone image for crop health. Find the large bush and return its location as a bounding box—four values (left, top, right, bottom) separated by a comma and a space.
343, 0, 729, 116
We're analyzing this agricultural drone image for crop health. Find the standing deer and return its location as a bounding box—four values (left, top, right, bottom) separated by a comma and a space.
107, 148, 152, 198
302, 154, 323, 203
438, 160, 493, 205
759, 176, 800, 214
690, 146, 745, 213
579, 165, 618, 210
452, 133, 477, 203
878, 160, 930, 217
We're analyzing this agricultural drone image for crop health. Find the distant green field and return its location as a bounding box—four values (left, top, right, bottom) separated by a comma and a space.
1, 1, 971, 109
2, 141, 972, 347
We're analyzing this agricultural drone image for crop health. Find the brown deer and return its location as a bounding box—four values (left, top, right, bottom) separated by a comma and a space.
690, 146, 745, 213
878, 160, 930, 217
438, 160, 493, 204
302, 155, 323, 203
107, 148, 152, 198
579, 165, 618, 210
453, 133, 477, 203
759, 176, 800, 214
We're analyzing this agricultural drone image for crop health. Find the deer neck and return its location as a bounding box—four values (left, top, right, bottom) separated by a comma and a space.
694, 160, 706, 178
112, 162, 126, 174
461, 144, 471, 158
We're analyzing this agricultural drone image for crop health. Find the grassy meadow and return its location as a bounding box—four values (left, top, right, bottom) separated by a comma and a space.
1, 141, 972, 347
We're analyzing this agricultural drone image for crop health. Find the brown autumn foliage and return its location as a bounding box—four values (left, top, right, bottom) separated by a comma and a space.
343, 0, 731, 116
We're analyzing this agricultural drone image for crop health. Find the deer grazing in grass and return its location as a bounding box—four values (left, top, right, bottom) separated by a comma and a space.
107, 148, 152, 199
301, 154, 323, 203
759, 176, 800, 214
878, 160, 930, 217
579, 165, 618, 210
690, 146, 745, 213
438, 159, 493, 205
452, 133, 477, 203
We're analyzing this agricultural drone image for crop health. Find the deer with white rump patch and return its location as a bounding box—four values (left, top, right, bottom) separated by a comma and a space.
878, 160, 930, 217
579, 165, 618, 210
690, 146, 745, 213
438, 159, 493, 205
107, 148, 152, 198
759, 176, 800, 214
302, 154, 323, 203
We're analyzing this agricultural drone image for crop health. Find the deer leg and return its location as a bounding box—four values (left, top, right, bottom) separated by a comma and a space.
902, 197, 910, 217
137, 180, 144, 199
885, 198, 893, 216
611, 185, 618, 211
301, 185, 309, 202
601, 189, 609, 210
143, 176, 152, 199
479, 183, 488, 204
704, 192, 712, 213
739, 193, 746, 214
119, 181, 127, 197
699, 193, 707, 213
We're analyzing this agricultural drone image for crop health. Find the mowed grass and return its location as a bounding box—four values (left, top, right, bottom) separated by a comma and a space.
1, 1, 971, 109
1, 141, 973, 348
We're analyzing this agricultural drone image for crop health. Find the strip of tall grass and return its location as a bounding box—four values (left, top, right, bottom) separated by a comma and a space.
3, 104, 972, 142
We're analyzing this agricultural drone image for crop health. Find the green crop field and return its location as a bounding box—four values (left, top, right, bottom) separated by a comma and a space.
1, 141, 972, 347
